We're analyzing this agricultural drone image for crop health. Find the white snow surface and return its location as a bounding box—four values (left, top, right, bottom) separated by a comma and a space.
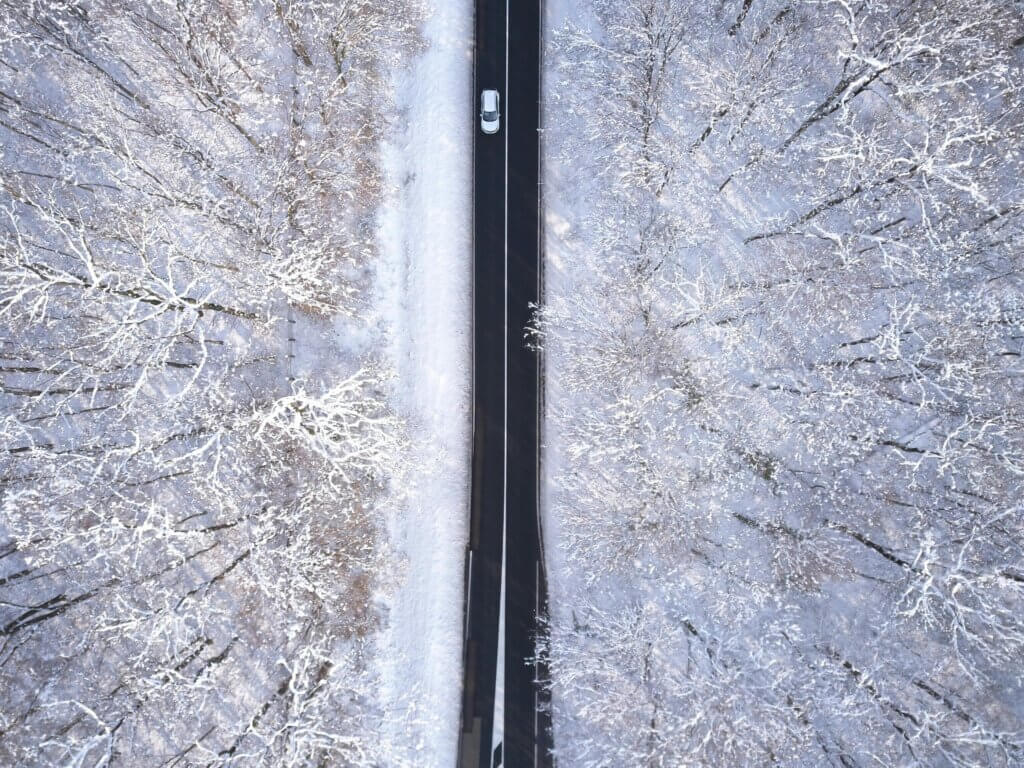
377, 1, 473, 763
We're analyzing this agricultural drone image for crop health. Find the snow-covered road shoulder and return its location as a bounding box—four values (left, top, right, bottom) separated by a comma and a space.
376, 2, 472, 763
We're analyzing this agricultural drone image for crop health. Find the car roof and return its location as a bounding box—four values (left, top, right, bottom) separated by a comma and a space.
482, 90, 498, 109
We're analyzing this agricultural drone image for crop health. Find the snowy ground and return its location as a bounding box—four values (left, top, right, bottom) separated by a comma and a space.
377, 2, 473, 762
538, 0, 580, 685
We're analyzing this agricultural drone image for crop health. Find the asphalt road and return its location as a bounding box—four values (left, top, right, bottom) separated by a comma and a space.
458, 0, 551, 765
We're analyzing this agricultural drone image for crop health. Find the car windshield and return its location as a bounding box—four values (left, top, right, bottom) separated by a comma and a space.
483, 108, 497, 120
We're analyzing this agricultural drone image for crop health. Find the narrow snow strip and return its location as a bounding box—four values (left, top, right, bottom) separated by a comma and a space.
377, 1, 473, 763
493, 0, 511, 755
491, 510, 506, 762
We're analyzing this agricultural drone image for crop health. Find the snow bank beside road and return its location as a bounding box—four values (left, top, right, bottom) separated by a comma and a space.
377, 2, 472, 763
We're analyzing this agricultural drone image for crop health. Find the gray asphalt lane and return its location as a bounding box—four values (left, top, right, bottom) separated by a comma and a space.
458, 0, 551, 765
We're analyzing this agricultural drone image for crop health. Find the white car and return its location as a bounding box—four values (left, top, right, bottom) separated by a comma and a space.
480, 89, 500, 134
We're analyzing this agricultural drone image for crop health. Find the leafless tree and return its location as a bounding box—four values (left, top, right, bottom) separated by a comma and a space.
541, 0, 1024, 763
0, 1, 421, 764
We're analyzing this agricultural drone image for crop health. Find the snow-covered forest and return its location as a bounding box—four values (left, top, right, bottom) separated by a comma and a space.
0, 1, 439, 764
540, 0, 1024, 764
